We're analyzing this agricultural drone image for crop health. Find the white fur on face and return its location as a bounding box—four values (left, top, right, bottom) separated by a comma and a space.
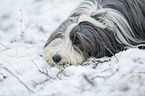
43, 24, 84, 65
43, 38, 84, 65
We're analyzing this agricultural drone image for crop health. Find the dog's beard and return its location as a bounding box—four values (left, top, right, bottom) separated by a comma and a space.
43, 38, 84, 65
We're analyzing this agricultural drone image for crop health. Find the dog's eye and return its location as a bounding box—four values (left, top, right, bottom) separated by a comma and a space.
73, 37, 80, 44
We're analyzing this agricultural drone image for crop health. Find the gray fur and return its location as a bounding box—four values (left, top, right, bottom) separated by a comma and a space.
44, 0, 145, 64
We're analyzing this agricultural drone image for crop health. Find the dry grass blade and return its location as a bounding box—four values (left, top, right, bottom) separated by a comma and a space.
0, 42, 9, 49
0, 66, 34, 93
104, 46, 119, 62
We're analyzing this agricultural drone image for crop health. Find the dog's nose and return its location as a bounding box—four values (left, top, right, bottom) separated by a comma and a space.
52, 54, 62, 63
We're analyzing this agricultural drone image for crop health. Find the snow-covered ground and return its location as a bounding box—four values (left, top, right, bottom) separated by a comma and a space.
0, 0, 145, 96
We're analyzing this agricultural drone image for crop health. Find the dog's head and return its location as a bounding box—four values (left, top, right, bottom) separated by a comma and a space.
43, 14, 124, 65
43, 20, 84, 65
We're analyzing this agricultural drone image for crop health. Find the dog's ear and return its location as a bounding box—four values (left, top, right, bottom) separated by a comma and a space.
44, 32, 63, 48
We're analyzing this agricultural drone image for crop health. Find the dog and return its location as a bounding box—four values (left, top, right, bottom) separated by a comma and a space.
43, 0, 145, 66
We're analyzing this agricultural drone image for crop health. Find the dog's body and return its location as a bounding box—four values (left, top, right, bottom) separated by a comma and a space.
43, 0, 145, 65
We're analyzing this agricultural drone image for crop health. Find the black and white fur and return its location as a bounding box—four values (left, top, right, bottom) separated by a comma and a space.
43, 0, 145, 65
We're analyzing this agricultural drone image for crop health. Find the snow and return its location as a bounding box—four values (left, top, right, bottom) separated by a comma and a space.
0, 0, 145, 96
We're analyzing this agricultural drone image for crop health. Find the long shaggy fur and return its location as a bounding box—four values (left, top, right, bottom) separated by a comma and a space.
43, 0, 145, 65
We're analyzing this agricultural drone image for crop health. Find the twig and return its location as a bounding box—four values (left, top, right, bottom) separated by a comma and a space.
20, 9, 24, 40
80, 56, 89, 65
63, 70, 67, 76
31, 61, 52, 78
0, 66, 33, 93
104, 46, 119, 62
83, 74, 95, 86
91, 69, 118, 80
56, 69, 68, 78
32, 79, 50, 88
1, 57, 20, 75
0, 42, 9, 49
